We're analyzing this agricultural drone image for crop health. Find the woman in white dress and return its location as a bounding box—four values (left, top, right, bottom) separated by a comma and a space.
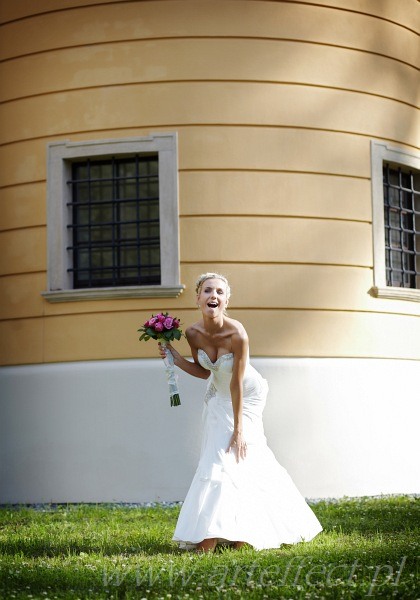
159, 272, 323, 553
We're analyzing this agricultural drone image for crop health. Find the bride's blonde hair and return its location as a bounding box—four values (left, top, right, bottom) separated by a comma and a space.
195, 273, 231, 313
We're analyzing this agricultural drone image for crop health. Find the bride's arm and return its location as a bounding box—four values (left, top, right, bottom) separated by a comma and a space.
158, 328, 210, 380
227, 333, 249, 461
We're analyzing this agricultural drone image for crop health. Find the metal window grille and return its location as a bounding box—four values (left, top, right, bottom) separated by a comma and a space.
67, 155, 161, 288
383, 163, 420, 289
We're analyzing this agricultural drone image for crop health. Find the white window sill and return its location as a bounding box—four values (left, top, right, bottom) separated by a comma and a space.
369, 286, 420, 302
42, 285, 185, 303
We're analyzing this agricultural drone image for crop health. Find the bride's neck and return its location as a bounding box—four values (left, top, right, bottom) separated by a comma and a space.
202, 314, 224, 335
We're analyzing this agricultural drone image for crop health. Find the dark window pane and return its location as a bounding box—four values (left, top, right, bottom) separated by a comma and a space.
68, 155, 161, 288
383, 164, 419, 289
119, 201, 137, 221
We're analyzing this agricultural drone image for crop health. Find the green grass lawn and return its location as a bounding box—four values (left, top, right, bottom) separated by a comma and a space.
0, 495, 418, 599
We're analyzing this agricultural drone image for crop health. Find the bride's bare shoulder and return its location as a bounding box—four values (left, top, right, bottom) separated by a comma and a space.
226, 318, 248, 342
185, 322, 203, 344
228, 320, 249, 358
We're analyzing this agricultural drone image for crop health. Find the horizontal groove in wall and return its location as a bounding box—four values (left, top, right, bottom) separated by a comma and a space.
0, 217, 372, 235
0, 0, 417, 37
1, 80, 417, 110
0, 224, 45, 234
179, 214, 372, 224
0, 261, 373, 280
0, 270, 46, 279
266, 355, 420, 362
183, 171, 372, 184
0, 170, 369, 193
0, 32, 418, 71
1, 306, 420, 323
0, 179, 45, 190
181, 260, 373, 268
179, 168, 371, 180
0, 170, 371, 193
280, 1, 420, 37
0, 262, 372, 282
0, 215, 372, 234
2, 356, 418, 368
0, 262, 371, 280
0, 124, 418, 153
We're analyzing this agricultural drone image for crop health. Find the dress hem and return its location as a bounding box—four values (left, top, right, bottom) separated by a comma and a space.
172, 527, 323, 551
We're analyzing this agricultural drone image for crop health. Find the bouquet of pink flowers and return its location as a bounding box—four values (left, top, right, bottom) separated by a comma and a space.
138, 312, 183, 406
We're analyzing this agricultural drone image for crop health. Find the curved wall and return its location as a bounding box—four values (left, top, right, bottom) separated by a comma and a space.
1, 358, 419, 503
0, 0, 419, 364
0, 0, 419, 501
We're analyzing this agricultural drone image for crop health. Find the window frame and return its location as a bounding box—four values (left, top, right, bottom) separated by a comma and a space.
370, 140, 420, 302
42, 133, 184, 302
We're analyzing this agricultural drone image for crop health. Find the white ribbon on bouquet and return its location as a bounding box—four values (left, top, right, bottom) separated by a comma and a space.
160, 340, 181, 406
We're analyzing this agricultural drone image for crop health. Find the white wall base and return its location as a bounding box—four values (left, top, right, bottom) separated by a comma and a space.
0, 358, 418, 503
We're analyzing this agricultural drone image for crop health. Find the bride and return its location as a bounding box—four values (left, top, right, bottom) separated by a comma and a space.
159, 272, 323, 552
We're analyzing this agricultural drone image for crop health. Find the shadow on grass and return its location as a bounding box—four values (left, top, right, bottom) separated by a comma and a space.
0, 538, 182, 557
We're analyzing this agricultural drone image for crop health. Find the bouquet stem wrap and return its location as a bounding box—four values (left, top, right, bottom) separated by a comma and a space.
161, 341, 181, 407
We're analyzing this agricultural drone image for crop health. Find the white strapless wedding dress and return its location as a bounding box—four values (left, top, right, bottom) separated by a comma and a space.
172, 349, 323, 550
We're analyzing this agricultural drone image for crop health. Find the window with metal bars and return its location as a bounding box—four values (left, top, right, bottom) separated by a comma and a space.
44, 134, 182, 302
67, 155, 161, 288
383, 164, 420, 289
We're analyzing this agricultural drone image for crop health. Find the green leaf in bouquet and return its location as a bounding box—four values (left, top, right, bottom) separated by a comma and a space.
173, 329, 181, 341
170, 393, 181, 407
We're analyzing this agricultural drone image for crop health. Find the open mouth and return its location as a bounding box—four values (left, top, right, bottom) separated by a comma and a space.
207, 302, 218, 309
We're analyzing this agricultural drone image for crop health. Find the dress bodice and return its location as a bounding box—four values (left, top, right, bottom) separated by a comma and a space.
197, 349, 235, 400
197, 349, 235, 373
197, 349, 268, 406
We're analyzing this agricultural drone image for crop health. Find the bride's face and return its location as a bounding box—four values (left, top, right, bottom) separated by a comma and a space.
197, 278, 228, 317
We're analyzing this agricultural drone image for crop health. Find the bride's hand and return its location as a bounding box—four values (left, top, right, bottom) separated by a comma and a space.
158, 342, 180, 362
226, 431, 247, 463
158, 342, 167, 359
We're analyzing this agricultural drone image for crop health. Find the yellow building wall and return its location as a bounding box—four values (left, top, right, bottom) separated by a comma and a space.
0, 0, 419, 365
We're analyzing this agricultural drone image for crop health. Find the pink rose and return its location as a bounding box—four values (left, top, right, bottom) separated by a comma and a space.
148, 317, 157, 326
173, 319, 180, 328
154, 322, 164, 332
164, 317, 174, 329
157, 314, 166, 323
